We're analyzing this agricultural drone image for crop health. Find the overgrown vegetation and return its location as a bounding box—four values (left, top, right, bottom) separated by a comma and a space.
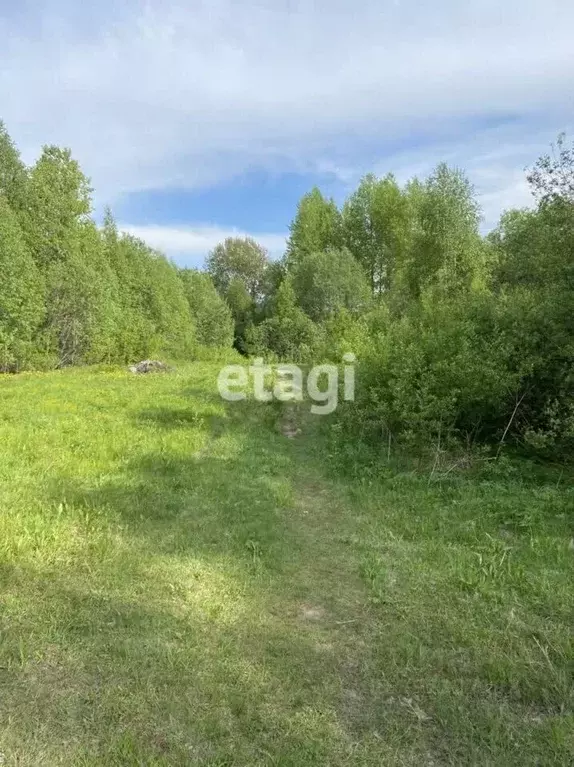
1, 119, 571, 458
203, 139, 574, 459
0, 364, 572, 765
1, 119, 573, 764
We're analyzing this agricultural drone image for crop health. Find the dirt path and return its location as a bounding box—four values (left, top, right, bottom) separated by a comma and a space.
262, 404, 391, 758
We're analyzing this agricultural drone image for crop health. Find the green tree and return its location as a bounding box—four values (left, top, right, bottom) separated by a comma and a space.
0, 121, 28, 213
206, 237, 270, 350
225, 277, 255, 352
246, 278, 321, 361
0, 196, 45, 371
21, 152, 122, 366
285, 187, 342, 268
489, 197, 574, 451
23, 146, 92, 268
179, 269, 234, 347
43, 221, 121, 366
291, 247, 371, 321
259, 260, 286, 319
342, 174, 410, 295
100, 218, 154, 362
206, 237, 268, 299
145, 251, 197, 359
99, 217, 198, 362
403, 164, 486, 299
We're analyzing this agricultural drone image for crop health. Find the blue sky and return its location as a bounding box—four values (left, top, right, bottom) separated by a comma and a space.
1, 0, 573, 267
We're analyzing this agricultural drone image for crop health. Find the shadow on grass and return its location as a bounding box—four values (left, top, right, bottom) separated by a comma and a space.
135, 405, 205, 429
3, 381, 572, 765
63, 397, 296, 567
1, 559, 358, 765
0, 395, 379, 765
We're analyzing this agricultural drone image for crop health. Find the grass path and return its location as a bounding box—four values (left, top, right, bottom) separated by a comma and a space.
0, 364, 572, 765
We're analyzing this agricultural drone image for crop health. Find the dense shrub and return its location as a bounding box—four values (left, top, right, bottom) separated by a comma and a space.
344, 292, 512, 448
245, 279, 323, 362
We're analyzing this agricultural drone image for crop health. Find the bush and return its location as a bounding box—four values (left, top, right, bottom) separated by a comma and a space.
244, 279, 323, 362
341, 291, 514, 449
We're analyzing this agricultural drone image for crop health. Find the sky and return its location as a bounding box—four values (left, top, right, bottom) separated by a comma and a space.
1, 0, 573, 267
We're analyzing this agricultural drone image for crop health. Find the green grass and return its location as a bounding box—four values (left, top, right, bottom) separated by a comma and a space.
0, 363, 572, 765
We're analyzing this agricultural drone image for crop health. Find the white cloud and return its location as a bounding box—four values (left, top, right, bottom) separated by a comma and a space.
0, 0, 572, 223
120, 223, 286, 267
366, 122, 560, 229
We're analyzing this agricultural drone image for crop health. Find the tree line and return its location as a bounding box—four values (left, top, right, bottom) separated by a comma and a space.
0, 119, 572, 455
0, 122, 234, 371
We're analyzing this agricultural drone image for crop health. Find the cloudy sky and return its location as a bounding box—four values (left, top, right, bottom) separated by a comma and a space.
1, 0, 572, 266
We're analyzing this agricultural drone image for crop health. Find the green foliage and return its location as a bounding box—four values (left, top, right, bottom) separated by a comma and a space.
330, 156, 574, 456
144, 250, 197, 359
246, 278, 322, 361
206, 236, 270, 350
290, 246, 371, 321
489, 198, 574, 452
319, 308, 371, 362
0, 196, 45, 370
0, 123, 202, 368
347, 293, 513, 447
401, 164, 487, 300
285, 187, 342, 267
101, 231, 156, 362
225, 277, 256, 352
99, 218, 197, 363
206, 236, 268, 298
0, 120, 28, 213
179, 268, 234, 347
13, 147, 125, 367
342, 173, 411, 294
229, 140, 573, 460
23, 145, 92, 268
42, 222, 120, 366
259, 259, 286, 319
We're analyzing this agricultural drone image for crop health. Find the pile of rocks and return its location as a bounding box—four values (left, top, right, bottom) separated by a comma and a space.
128, 360, 172, 374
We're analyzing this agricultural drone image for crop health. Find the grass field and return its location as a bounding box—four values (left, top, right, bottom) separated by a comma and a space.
0, 363, 572, 765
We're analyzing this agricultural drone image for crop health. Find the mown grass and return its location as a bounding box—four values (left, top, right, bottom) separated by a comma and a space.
0, 363, 572, 765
